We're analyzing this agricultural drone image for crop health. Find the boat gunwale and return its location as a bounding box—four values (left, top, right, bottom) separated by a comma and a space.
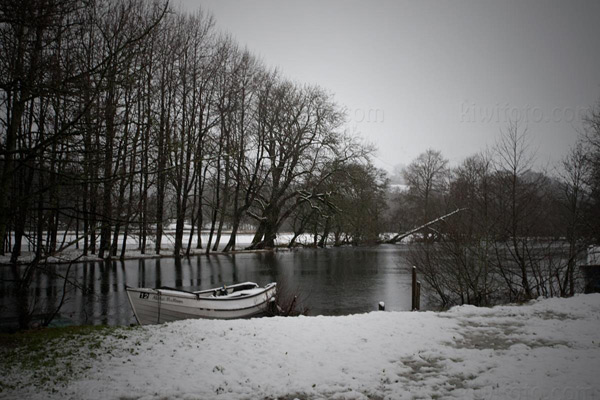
125, 283, 276, 302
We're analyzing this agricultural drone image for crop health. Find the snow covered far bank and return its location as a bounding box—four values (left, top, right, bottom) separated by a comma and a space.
2, 294, 599, 400
0, 232, 295, 265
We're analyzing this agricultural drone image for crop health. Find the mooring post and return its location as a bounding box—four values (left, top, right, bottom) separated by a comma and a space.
411, 266, 417, 311
417, 281, 421, 311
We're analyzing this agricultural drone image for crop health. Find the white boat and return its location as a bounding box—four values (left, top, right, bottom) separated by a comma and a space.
125, 282, 277, 325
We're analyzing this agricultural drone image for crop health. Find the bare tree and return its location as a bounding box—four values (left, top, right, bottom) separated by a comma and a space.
491, 122, 552, 300
168, 11, 216, 255
554, 143, 591, 295
246, 82, 347, 249
402, 149, 449, 240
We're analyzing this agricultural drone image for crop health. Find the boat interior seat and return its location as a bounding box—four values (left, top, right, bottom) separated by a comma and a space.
210, 288, 264, 298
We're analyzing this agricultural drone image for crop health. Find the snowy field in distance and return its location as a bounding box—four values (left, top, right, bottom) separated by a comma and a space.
2, 294, 599, 399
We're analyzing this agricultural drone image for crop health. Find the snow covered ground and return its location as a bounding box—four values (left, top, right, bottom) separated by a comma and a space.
2, 294, 599, 399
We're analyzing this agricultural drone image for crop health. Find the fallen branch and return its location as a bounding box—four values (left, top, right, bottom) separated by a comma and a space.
385, 208, 468, 244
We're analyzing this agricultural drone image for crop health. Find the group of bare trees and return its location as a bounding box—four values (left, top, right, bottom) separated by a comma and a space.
287, 161, 389, 247
394, 115, 600, 307
0, 0, 381, 264
1, 0, 389, 329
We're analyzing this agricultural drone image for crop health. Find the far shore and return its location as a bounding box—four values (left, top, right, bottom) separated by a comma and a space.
0, 231, 295, 265
1, 230, 405, 265
0, 246, 292, 266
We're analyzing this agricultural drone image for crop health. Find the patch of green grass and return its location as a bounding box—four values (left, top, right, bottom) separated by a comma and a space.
0, 325, 113, 349
0, 325, 142, 393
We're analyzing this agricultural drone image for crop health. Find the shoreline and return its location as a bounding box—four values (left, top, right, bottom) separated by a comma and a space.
1, 240, 408, 266
0, 246, 293, 266
0, 230, 311, 265
1, 231, 409, 266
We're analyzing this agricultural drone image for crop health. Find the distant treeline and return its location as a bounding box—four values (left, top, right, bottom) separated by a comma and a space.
0, 0, 388, 261
388, 120, 600, 306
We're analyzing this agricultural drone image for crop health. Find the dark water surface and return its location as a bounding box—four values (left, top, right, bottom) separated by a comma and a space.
0, 245, 420, 327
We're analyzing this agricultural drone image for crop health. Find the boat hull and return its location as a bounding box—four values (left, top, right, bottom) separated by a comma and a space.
126, 283, 276, 325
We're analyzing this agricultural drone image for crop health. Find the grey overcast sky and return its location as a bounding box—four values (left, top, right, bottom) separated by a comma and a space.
177, 0, 600, 172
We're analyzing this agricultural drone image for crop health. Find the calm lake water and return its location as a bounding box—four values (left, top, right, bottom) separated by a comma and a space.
0, 245, 421, 328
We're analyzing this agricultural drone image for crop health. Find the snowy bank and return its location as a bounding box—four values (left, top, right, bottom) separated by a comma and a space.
1, 294, 599, 399
0, 232, 307, 265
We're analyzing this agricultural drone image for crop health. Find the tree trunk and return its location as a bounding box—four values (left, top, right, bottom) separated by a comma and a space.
318, 218, 331, 248
98, 73, 117, 259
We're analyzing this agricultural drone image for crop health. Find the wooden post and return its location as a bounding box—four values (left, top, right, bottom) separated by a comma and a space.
411, 266, 417, 311
417, 281, 421, 311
